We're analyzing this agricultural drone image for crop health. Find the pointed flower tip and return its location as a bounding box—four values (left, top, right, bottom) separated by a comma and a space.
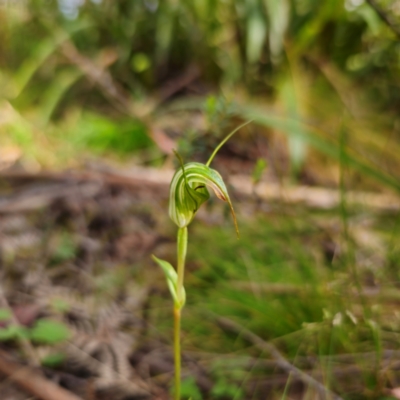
228, 203, 240, 238
235, 222, 240, 239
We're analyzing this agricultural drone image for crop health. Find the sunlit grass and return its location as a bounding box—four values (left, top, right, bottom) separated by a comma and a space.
145, 207, 400, 398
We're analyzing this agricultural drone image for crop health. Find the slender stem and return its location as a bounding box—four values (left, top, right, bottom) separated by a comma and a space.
173, 307, 181, 400
174, 226, 187, 400
206, 120, 253, 167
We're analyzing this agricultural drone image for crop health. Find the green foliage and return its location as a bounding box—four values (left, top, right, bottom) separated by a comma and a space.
30, 319, 71, 344
0, 318, 69, 348
51, 298, 71, 314
131, 53, 152, 73
4, 0, 399, 107
278, 75, 308, 176
211, 378, 244, 400
1, 0, 400, 181
147, 209, 393, 397
51, 232, 77, 265
235, 104, 400, 192
40, 352, 66, 367
0, 308, 12, 322
68, 112, 152, 156
0, 325, 29, 341
252, 158, 267, 184
187, 218, 327, 343
180, 377, 203, 400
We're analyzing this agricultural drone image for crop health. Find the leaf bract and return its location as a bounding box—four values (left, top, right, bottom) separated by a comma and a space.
152, 255, 186, 307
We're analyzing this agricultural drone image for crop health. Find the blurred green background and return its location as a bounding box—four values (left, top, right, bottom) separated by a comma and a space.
2, 0, 400, 399
1, 0, 400, 178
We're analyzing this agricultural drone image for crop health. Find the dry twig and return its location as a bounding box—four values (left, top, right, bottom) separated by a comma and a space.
0, 349, 83, 400
1, 168, 399, 212
61, 41, 133, 116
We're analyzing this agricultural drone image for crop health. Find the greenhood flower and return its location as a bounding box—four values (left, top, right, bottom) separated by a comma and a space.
168, 161, 239, 236
155, 120, 251, 400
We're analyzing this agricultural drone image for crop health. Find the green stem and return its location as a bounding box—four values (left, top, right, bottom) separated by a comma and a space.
173, 306, 181, 400
206, 120, 253, 167
174, 226, 187, 400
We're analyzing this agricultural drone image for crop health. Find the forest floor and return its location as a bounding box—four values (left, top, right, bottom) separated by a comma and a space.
0, 152, 400, 400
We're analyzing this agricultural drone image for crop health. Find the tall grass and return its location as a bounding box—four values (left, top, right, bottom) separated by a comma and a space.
148, 205, 399, 398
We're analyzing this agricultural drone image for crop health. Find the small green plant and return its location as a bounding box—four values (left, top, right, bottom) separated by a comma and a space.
0, 317, 71, 345
152, 121, 251, 400
180, 376, 203, 400
0, 310, 71, 367
30, 319, 71, 345
211, 378, 244, 400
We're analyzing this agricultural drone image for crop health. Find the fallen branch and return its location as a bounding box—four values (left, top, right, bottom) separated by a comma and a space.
60, 41, 139, 117
231, 175, 400, 211
0, 349, 84, 400
0, 181, 102, 213
215, 315, 344, 400
1, 167, 399, 212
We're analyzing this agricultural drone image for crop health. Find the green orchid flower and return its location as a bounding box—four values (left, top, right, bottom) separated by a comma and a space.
168, 161, 239, 236
152, 120, 252, 400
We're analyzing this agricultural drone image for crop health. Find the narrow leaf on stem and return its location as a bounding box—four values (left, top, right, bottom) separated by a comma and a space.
152, 255, 186, 308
